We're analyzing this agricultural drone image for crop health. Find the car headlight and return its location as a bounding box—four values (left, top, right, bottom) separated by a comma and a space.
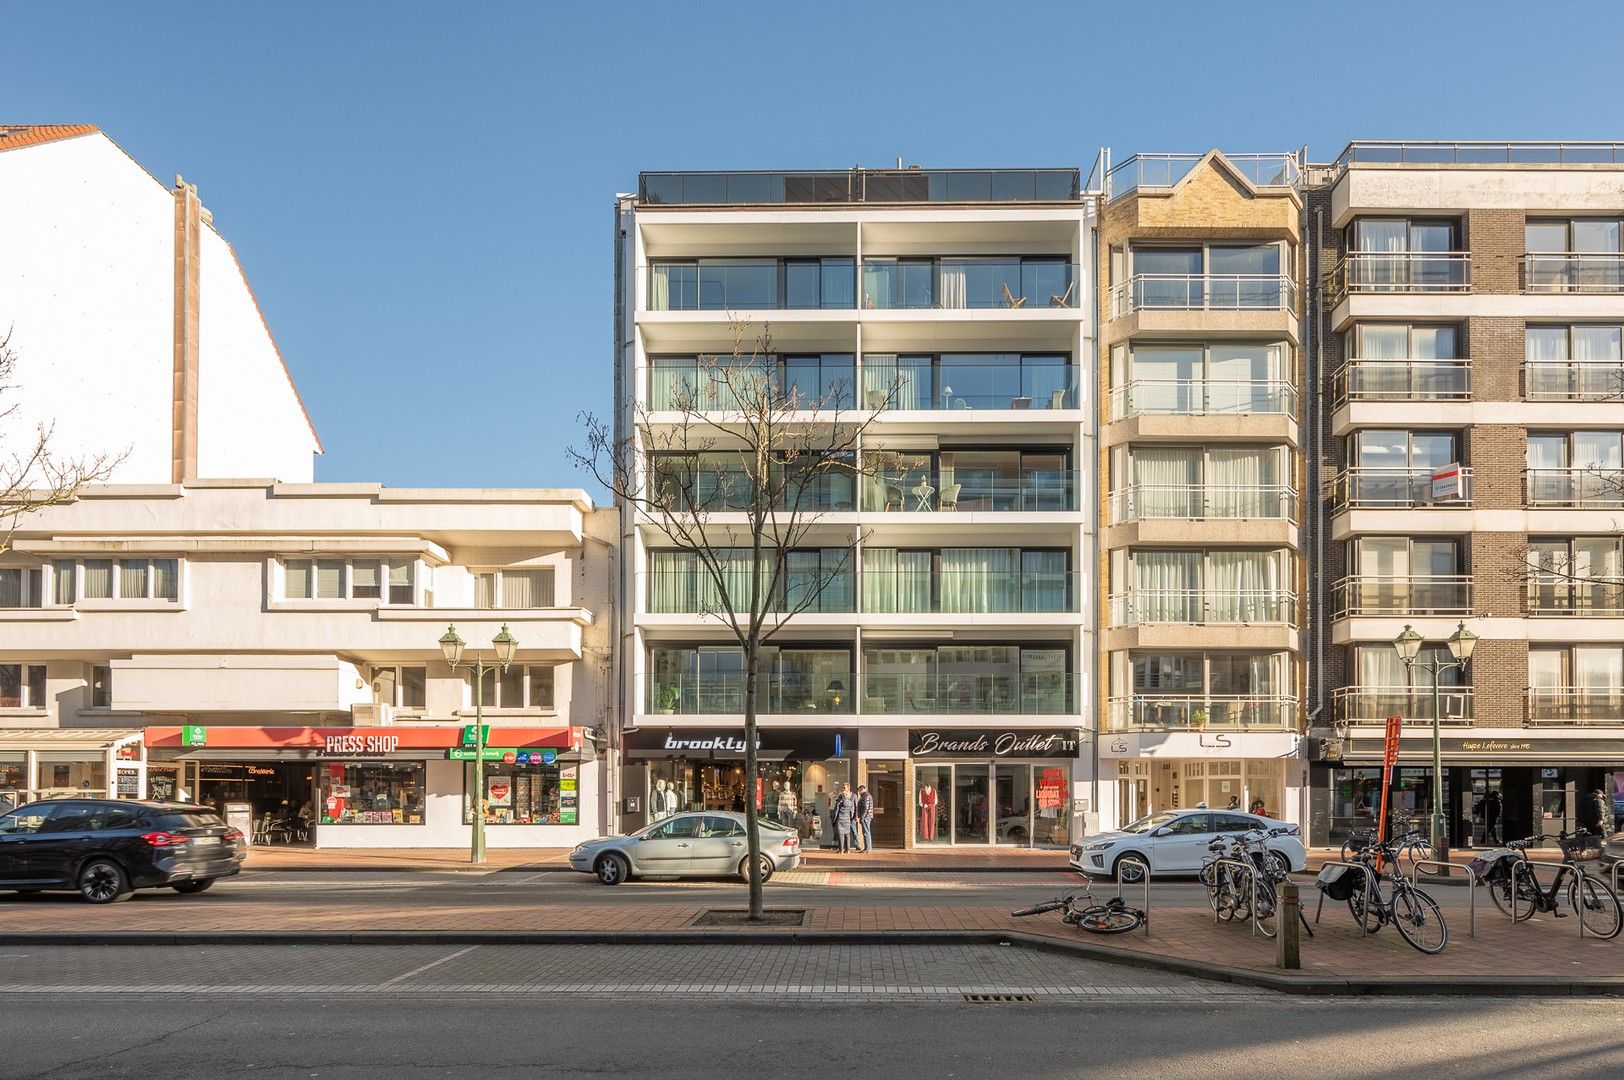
1080, 840, 1117, 852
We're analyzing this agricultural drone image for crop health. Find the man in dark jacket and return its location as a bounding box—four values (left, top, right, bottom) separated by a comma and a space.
855, 785, 875, 852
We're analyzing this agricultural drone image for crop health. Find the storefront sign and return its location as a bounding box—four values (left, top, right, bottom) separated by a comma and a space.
323, 734, 400, 756
182, 725, 207, 747
908, 729, 1082, 759
147, 725, 576, 753
447, 747, 568, 763
115, 768, 141, 798
1345, 735, 1624, 761
624, 728, 849, 760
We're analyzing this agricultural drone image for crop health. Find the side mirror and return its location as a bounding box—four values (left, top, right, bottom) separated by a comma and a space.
1151, 827, 1171, 837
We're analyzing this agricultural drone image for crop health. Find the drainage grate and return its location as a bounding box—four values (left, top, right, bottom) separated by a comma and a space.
962, 993, 1036, 1004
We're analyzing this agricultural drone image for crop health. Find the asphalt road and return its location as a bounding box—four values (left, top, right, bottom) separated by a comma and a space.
2, 992, 1621, 1078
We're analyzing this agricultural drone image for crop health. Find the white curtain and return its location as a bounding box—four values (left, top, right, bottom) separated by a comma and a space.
863, 549, 930, 613
500, 569, 555, 609
1207, 551, 1281, 622
938, 263, 966, 309
862, 355, 924, 410
1207, 448, 1274, 518
1130, 449, 1198, 518
649, 264, 672, 311
940, 548, 1015, 613
285, 560, 310, 599
1132, 551, 1200, 621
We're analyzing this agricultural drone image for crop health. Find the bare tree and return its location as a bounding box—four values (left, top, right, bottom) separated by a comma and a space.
1, 330, 124, 556
572, 321, 901, 920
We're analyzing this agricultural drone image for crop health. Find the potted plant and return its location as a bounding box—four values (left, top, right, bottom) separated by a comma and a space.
655, 685, 680, 714
1190, 706, 1208, 729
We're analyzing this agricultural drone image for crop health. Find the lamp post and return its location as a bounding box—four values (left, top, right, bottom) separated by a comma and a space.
439, 622, 519, 865
1393, 620, 1477, 855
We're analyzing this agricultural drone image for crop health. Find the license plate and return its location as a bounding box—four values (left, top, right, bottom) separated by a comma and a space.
192, 835, 220, 847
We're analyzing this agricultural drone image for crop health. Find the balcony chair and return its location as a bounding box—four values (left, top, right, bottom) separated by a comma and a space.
1048, 280, 1075, 307
1000, 283, 1028, 309
882, 484, 904, 511
1048, 388, 1067, 409
938, 483, 960, 511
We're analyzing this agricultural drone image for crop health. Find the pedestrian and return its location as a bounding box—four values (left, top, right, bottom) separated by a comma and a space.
1226, 795, 1240, 811
855, 784, 874, 852
1588, 787, 1611, 838
1481, 790, 1501, 844
1249, 797, 1266, 817
832, 783, 856, 853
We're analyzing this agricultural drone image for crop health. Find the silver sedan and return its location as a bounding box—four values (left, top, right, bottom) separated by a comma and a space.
569, 811, 802, 885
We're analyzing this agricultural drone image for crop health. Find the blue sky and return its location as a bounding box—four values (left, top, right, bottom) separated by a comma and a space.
8, 1, 1622, 489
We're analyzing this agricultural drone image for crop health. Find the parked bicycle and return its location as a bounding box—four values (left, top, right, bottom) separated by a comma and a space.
1341, 827, 1436, 874
1012, 885, 1147, 935
1469, 829, 1622, 940
1319, 839, 1448, 954
1200, 826, 1308, 939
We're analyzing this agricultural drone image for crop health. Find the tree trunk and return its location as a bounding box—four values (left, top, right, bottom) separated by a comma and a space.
743, 655, 763, 920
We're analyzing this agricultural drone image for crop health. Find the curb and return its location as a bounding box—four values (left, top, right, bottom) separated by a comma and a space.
243, 863, 1076, 876
1, 928, 1618, 997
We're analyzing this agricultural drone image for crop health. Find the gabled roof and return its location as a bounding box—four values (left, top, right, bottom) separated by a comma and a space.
0, 124, 99, 153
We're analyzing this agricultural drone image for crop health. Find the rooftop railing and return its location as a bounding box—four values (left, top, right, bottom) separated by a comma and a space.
1334, 141, 1624, 172
638, 168, 1082, 206
1107, 153, 1300, 201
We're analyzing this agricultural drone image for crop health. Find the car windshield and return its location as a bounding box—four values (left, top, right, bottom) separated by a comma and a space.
150, 810, 225, 830
1122, 811, 1182, 834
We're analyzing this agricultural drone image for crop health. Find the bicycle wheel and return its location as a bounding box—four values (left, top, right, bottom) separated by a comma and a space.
1347, 883, 1383, 932
1392, 886, 1448, 955
1408, 841, 1437, 874
1485, 870, 1539, 922
1569, 875, 1624, 940
1077, 906, 1143, 935
1253, 879, 1279, 939
1211, 866, 1241, 921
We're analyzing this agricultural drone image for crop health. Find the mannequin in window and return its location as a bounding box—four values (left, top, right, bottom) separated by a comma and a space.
919, 783, 938, 841
653, 778, 675, 821
777, 783, 798, 826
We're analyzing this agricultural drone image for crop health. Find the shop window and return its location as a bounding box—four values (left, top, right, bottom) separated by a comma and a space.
470, 665, 554, 710
284, 558, 415, 604
0, 663, 48, 709
475, 568, 556, 609
319, 762, 425, 824
0, 753, 24, 793
463, 761, 577, 825
35, 753, 106, 795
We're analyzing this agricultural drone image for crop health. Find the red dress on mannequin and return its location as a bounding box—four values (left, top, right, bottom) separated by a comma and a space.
919, 786, 938, 840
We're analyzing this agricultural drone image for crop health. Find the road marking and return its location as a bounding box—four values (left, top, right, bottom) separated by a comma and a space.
376, 946, 479, 987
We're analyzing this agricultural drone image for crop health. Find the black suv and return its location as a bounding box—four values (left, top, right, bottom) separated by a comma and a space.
0, 799, 246, 903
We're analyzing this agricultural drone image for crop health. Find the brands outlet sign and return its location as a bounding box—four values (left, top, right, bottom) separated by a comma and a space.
909, 729, 1082, 759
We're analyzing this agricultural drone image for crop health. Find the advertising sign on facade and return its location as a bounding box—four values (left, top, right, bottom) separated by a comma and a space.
1430, 463, 1463, 501
908, 729, 1082, 758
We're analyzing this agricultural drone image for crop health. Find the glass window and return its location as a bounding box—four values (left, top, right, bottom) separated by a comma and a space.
647, 815, 699, 839
35, 753, 106, 794
1527, 221, 1570, 252
319, 762, 425, 824
351, 561, 381, 599
0, 568, 42, 609
400, 666, 426, 710
118, 560, 146, 600
463, 761, 574, 825
91, 665, 111, 708
82, 559, 113, 599
1166, 812, 1214, 835
285, 560, 312, 599
0, 804, 55, 835
315, 560, 345, 600
53, 560, 75, 604
0, 664, 46, 709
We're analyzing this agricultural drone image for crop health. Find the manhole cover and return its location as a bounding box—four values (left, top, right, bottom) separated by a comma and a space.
963, 993, 1036, 1003
690, 909, 808, 927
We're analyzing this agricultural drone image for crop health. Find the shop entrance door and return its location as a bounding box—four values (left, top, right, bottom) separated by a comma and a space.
1465, 769, 1504, 846
995, 764, 1033, 846
1535, 775, 1577, 837
868, 768, 904, 848
953, 764, 990, 844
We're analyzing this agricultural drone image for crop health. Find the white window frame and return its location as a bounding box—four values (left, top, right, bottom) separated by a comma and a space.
465, 664, 556, 711
473, 568, 557, 609
281, 558, 418, 605
0, 566, 45, 609
372, 665, 428, 711
50, 557, 181, 606
0, 662, 49, 710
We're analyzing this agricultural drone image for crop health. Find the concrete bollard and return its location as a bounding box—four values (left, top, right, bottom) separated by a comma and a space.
1277, 881, 1301, 970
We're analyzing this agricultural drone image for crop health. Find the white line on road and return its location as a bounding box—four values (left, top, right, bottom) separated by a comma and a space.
377, 946, 480, 987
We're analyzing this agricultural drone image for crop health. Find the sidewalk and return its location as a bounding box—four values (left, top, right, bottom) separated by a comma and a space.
238, 845, 1073, 873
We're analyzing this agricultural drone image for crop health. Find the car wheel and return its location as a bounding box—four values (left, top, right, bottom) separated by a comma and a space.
78, 859, 132, 904
595, 853, 630, 886
172, 879, 215, 895
740, 855, 775, 884
1114, 852, 1149, 883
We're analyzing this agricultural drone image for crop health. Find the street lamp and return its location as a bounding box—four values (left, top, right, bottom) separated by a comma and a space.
440, 622, 519, 865
1393, 621, 1477, 855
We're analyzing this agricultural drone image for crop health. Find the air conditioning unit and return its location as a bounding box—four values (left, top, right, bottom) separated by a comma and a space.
350, 703, 394, 727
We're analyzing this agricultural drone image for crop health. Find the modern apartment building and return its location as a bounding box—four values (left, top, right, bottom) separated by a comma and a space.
1095, 150, 1309, 832
1305, 141, 1624, 848
614, 167, 1098, 847
0, 124, 613, 847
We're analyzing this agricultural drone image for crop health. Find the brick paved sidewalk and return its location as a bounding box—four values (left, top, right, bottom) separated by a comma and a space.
238, 845, 1071, 873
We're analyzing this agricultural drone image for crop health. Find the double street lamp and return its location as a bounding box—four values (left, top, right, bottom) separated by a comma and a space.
1392, 620, 1478, 854
439, 622, 518, 865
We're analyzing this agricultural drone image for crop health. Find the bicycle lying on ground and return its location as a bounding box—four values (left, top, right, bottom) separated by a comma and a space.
1469, 829, 1622, 940
1012, 885, 1147, 935
1318, 839, 1448, 954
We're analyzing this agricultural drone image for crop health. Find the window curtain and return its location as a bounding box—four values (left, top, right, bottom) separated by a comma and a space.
315, 560, 344, 600
1207, 448, 1275, 518
501, 569, 555, 609
862, 262, 894, 309
1130, 449, 1198, 518
863, 549, 931, 613
285, 560, 311, 599
1206, 345, 1272, 413
1131, 551, 1200, 621
940, 548, 1016, 613
1021, 551, 1068, 612
1129, 347, 1200, 414
862, 354, 924, 410
119, 560, 147, 600
649, 264, 672, 311
937, 262, 967, 309
1207, 550, 1281, 622
1355, 220, 1407, 289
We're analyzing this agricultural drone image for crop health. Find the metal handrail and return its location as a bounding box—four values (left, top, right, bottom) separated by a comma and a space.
1409, 858, 1477, 937
1523, 359, 1624, 402
1327, 252, 1471, 304
1334, 141, 1624, 171
1332, 685, 1473, 725
1312, 858, 1375, 938
1107, 695, 1300, 732
1108, 153, 1300, 200
1332, 574, 1473, 617
1107, 483, 1298, 524
1525, 689, 1624, 725
1335, 358, 1472, 403
1326, 466, 1476, 510
1114, 854, 1151, 936
1524, 468, 1624, 508
1108, 588, 1298, 627
1108, 378, 1298, 420
1522, 253, 1624, 295
1109, 273, 1297, 317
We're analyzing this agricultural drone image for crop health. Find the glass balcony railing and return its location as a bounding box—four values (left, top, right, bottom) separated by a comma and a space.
1523, 254, 1624, 294
639, 168, 1081, 206
643, 673, 1075, 715
1108, 153, 1299, 201
1335, 141, 1624, 170
1337, 360, 1472, 402
645, 261, 857, 311
860, 260, 1079, 309
644, 571, 856, 614
1108, 379, 1296, 419
1525, 469, 1624, 508
859, 364, 1078, 411
1524, 361, 1624, 401
1333, 686, 1472, 724
1108, 484, 1297, 523
861, 470, 1077, 512
1527, 579, 1624, 616
861, 569, 1077, 614
1108, 695, 1298, 731
1334, 576, 1472, 617
1108, 589, 1297, 626
650, 466, 856, 513
1109, 274, 1296, 316
1331, 253, 1471, 299
1527, 689, 1624, 725
648, 363, 856, 411
1328, 467, 1474, 510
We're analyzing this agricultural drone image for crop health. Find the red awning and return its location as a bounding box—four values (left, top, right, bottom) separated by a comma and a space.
144, 725, 577, 752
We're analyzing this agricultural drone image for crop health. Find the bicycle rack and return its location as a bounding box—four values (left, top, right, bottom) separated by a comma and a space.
1114, 855, 1151, 935
1207, 857, 1269, 938
1407, 859, 1477, 938
1510, 859, 1595, 939
1612, 861, 1623, 899
1311, 859, 1374, 938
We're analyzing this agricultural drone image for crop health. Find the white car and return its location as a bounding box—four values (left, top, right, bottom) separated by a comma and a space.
1069, 809, 1306, 880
